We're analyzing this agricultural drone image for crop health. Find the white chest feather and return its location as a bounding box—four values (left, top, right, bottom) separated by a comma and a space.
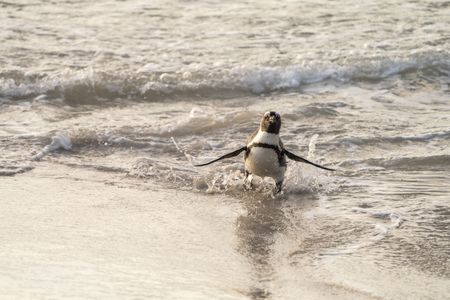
245, 130, 285, 180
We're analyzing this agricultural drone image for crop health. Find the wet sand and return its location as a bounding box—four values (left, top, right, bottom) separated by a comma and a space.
0, 163, 365, 300
1, 163, 250, 299
2, 163, 448, 299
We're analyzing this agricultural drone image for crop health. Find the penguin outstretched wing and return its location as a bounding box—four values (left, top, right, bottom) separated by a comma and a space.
283, 149, 335, 171
194, 146, 247, 167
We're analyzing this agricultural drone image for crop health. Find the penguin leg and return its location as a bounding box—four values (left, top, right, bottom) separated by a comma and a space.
275, 181, 283, 193
244, 170, 253, 190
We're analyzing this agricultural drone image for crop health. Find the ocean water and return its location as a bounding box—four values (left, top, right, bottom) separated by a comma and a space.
1, 0, 449, 299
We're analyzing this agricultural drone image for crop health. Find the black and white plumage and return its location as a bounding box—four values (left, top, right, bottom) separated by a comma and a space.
195, 111, 335, 192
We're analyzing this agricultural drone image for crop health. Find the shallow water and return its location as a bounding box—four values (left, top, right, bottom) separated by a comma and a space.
1, 0, 449, 299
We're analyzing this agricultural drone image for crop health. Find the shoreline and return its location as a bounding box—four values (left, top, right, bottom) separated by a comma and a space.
1, 162, 448, 299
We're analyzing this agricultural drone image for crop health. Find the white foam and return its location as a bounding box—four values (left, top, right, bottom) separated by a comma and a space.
352, 207, 403, 228
32, 132, 72, 161
284, 135, 340, 194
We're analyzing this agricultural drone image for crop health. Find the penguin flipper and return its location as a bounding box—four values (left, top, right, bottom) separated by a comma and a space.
283, 149, 335, 171
194, 146, 247, 167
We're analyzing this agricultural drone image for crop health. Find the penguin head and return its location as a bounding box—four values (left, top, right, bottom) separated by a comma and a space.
260, 111, 281, 134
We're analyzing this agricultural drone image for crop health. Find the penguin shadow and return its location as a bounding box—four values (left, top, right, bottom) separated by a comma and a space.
235, 191, 319, 299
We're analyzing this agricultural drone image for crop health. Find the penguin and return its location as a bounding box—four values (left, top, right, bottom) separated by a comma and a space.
194, 111, 335, 193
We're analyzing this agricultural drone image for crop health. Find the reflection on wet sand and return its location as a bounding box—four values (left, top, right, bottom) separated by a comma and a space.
236, 194, 285, 299
235, 192, 319, 299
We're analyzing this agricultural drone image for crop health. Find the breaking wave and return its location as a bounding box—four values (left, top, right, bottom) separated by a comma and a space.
1, 50, 448, 104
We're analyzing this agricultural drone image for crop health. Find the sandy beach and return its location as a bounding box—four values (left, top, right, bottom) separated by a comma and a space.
2, 161, 449, 299
1, 163, 248, 299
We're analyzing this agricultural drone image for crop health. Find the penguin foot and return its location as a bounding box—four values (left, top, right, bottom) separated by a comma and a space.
243, 171, 253, 190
